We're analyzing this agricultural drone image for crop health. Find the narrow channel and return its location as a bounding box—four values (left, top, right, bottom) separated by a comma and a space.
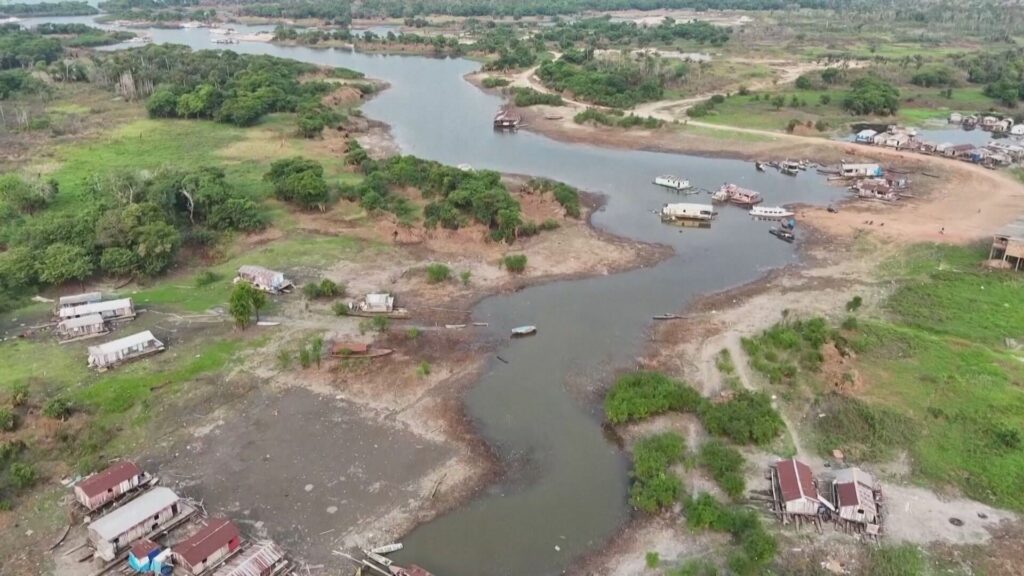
24, 18, 847, 575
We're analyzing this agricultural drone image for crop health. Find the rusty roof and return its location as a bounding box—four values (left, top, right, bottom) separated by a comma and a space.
77, 461, 142, 498
835, 481, 860, 507
214, 541, 285, 576
776, 458, 817, 502
130, 538, 160, 560
174, 518, 240, 567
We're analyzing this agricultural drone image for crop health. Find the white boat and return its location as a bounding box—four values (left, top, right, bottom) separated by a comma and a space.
213, 37, 238, 44
511, 325, 537, 337
653, 175, 692, 191
749, 206, 794, 219
661, 202, 715, 222
371, 543, 403, 555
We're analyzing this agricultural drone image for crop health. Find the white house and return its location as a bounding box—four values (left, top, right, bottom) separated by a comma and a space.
87, 331, 165, 371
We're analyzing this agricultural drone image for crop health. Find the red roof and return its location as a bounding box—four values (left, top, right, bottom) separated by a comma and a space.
776, 458, 817, 502
130, 538, 160, 560
835, 482, 860, 507
174, 518, 241, 567
78, 461, 142, 498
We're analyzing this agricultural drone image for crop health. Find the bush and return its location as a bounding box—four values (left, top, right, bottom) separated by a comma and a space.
8, 383, 29, 407
502, 254, 527, 274
481, 76, 510, 88
194, 269, 221, 287
332, 301, 350, 316
700, 391, 784, 445
359, 315, 389, 334
406, 327, 421, 339
459, 270, 472, 286
417, 361, 431, 377
303, 279, 343, 299
605, 371, 704, 424
867, 544, 926, 576
42, 397, 73, 420
630, 433, 685, 512
512, 87, 564, 107
645, 552, 660, 568
684, 493, 777, 574
819, 94, 832, 105
0, 407, 15, 431
9, 462, 36, 489
426, 263, 450, 284
698, 440, 746, 500
846, 295, 863, 312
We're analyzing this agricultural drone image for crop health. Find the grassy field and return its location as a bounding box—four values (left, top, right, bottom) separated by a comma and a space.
743, 244, 1024, 511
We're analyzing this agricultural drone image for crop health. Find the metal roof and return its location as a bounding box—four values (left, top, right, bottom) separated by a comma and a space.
88, 331, 161, 356
214, 541, 285, 576
995, 217, 1024, 242
77, 461, 141, 498
60, 298, 133, 319
59, 292, 103, 306
89, 487, 179, 542
173, 517, 240, 567
60, 313, 105, 330
776, 458, 817, 502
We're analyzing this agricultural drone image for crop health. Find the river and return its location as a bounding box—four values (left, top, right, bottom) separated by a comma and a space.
20, 17, 846, 575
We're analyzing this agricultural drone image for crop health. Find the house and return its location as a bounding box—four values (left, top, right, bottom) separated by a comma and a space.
935, 142, 954, 155
987, 141, 1024, 161
172, 518, 242, 575
840, 163, 883, 178
854, 129, 877, 144
969, 148, 991, 163
883, 132, 911, 149
917, 141, 937, 154
993, 118, 1014, 133
990, 217, 1024, 270
58, 291, 102, 310
832, 467, 880, 527
56, 313, 108, 341
948, 112, 962, 124
871, 133, 888, 146
981, 115, 999, 129
74, 460, 147, 510
88, 487, 182, 561
948, 143, 975, 158
771, 458, 824, 517
87, 330, 165, 371
213, 541, 287, 576
852, 179, 899, 201
236, 265, 294, 294
1011, 124, 1024, 136
359, 293, 394, 313
963, 115, 978, 128
59, 297, 135, 322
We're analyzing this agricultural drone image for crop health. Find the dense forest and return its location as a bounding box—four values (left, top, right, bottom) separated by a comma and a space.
537, 16, 731, 48
0, 1, 97, 17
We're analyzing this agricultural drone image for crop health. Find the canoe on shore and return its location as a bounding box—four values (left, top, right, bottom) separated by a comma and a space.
511, 325, 537, 337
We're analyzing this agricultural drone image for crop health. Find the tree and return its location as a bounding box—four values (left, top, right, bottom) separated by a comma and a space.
264, 157, 329, 210
38, 243, 93, 285
984, 76, 1019, 107
842, 76, 900, 116
229, 282, 257, 328
794, 74, 812, 90
131, 221, 180, 276
770, 95, 785, 110
146, 88, 178, 118
0, 247, 38, 290
99, 247, 138, 277
0, 174, 51, 214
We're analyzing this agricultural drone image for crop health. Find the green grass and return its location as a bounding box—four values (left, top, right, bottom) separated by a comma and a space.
674, 123, 776, 143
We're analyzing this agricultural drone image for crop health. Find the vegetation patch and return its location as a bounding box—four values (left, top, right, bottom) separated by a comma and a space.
684, 493, 777, 575
698, 439, 746, 500
604, 371, 702, 424
510, 87, 564, 107
630, 432, 685, 513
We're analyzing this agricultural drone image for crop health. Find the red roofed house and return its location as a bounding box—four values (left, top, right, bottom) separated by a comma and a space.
74, 460, 147, 510
771, 458, 821, 517
832, 467, 879, 526
172, 518, 242, 575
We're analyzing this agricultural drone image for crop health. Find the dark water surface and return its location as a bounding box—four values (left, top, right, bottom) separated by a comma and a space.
26, 19, 847, 575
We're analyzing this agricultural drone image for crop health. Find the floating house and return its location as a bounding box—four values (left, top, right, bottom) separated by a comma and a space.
172, 517, 242, 575
883, 132, 911, 149
88, 487, 182, 561
235, 266, 294, 294
832, 467, 880, 527
59, 297, 135, 322
359, 293, 394, 313
993, 118, 1014, 133
87, 331, 165, 371
74, 460, 147, 511
493, 107, 520, 130
947, 143, 975, 158
58, 291, 102, 310
981, 115, 999, 129
1011, 124, 1024, 136
840, 163, 883, 178
56, 313, 108, 342
990, 217, 1024, 271
771, 458, 825, 518
948, 112, 962, 124
854, 129, 877, 143
213, 541, 287, 576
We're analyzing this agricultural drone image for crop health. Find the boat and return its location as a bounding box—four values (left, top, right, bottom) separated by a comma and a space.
781, 217, 796, 230
653, 313, 683, 320
769, 228, 795, 242
755, 161, 766, 172
749, 206, 794, 219
389, 565, 433, 576
653, 176, 692, 191
511, 325, 537, 337
780, 161, 800, 176
371, 543, 404, 555
661, 202, 715, 222
364, 550, 393, 567
494, 107, 520, 130
213, 38, 238, 44
714, 184, 763, 207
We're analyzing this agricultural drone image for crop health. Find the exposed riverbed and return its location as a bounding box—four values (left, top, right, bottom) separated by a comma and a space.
23, 17, 849, 575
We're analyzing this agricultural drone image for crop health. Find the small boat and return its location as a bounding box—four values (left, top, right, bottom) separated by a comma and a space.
213, 37, 238, 44
781, 217, 796, 230
749, 206, 794, 219
755, 161, 766, 172
661, 202, 715, 222
364, 551, 393, 567
653, 176, 692, 191
769, 228, 795, 243
371, 543, 404, 555
780, 161, 800, 176
390, 565, 433, 576
511, 325, 537, 337
652, 313, 683, 320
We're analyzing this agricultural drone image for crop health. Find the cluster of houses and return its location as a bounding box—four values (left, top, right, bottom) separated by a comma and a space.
53, 292, 166, 372
769, 458, 883, 537
832, 162, 909, 202
72, 460, 290, 575
854, 118, 1024, 168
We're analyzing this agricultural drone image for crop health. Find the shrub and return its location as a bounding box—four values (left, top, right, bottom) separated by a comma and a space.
867, 544, 926, 576
359, 315, 390, 334
459, 270, 472, 286
8, 382, 29, 407
406, 327, 421, 339
426, 263, 451, 284
42, 397, 73, 420
605, 371, 704, 424
846, 295, 863, 312
698, 440, 746, 500
9, 462, 36, 489
481, 76, 510, 88
841, 315, 858, 330
417, 361, 431, 377
303, 279, 343, 299
819, 94, 832, 105
700, 391, 784, 445
0, 407, 15, 431
298, 346, 312, 368
277, 349, 292, 369
502, 254, 527, 274
194, 269, 221, 287
645, 552, 660, 568
709, 94, 726, 104
630, 433, 685, 512
684, 493, 777, 574
332, 302, 350, 316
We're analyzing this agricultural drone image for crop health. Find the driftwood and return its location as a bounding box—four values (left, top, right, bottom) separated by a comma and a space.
48, 524, 72, 551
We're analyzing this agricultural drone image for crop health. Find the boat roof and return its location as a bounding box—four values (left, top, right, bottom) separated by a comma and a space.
88, 331, 161, 355
89, 487, 179, 541
664, 202, 713, 211
60, 313, 105, 329
59, 292, 103, 306
59, 298, 132, 318
77, 460, 142, 498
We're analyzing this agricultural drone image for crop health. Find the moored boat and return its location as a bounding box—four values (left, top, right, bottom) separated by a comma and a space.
749, 206, 794, 219
661, 202, 715, 222
780, 161, 800, 176
769, 228, 795, 242
511, 325, 537, 337
755, 161, 766, 172
653, 175, 692, 191
715, 183, 763, 207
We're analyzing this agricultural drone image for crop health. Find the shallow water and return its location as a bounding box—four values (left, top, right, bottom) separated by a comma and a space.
29, 19, 848, 575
